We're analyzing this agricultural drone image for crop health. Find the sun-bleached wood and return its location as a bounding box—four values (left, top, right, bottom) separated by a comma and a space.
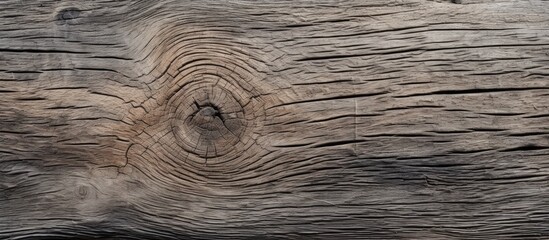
1, 0, 549, 239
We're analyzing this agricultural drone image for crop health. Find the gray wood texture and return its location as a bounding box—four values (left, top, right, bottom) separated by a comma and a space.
1, 0, 549, 239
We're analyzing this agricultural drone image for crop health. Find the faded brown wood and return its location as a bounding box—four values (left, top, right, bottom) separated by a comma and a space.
1, 0, 549, 239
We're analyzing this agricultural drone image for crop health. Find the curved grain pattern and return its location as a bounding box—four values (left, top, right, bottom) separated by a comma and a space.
1, 0, 549, 239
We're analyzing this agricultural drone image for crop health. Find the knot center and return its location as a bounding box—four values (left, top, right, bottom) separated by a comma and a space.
198, 106, 218, 118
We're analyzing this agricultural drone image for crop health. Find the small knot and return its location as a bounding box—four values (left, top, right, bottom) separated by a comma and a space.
76, 185, 89, 200
55, 7, 82, 25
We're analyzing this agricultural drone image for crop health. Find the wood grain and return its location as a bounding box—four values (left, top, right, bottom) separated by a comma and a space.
1, 0, 549, 239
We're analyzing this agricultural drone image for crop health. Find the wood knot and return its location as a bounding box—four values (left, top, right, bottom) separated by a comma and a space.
55, 7, 82, 25
76, 185, 89, 200
193, 102, 223, 127
128, 29, 277, 168
170, 77, 252, 162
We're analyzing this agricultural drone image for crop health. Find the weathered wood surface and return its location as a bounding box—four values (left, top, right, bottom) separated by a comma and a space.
1, 0, 549, 239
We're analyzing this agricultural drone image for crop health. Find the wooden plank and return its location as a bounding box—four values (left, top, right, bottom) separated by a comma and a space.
1, 0, 549, 239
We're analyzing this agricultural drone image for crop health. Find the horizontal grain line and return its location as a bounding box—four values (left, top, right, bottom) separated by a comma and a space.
500, 144, 548, 152
523, 113, 549, 119
307, 114, 381, 123
14, 97, 47, 101
45, 105, 92, 110
395, 87, 549, 98
43, 87, 88, 90
467, 128, 507, 132
0, 130, 32, 134
272, 142, 314, 148
5, 70, 42, 74
75, 67, 124, 74
88, 55, 134, 60
270, 91, 388, 108
448, 148, 495, 154
302, 25, 430, 39
89, 91, 126, 102
297, 43, 549, 62
0, 48, 90, 54
291, 79, 353, 86
508, 132, 549, 137
477, 112, 524, 116
296, 48, 422, 62
312, 139, 368, 148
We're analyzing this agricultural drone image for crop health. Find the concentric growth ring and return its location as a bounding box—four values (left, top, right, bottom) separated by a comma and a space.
167, 55, 265, 165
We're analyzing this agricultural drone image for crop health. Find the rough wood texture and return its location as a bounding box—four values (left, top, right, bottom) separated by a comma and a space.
1, 0, 549, 239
